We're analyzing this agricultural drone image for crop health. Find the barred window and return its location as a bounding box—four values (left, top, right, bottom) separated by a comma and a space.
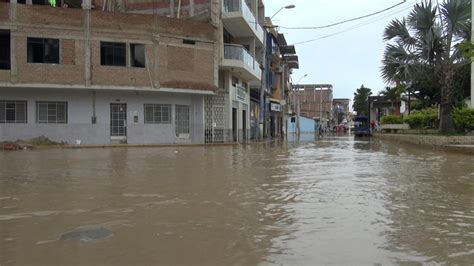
175, 105, 190, 136
144, 104, 171, 124
36, 101, 67, 124
0, 101, 27, 123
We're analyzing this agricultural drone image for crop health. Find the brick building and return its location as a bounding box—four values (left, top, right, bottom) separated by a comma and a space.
290, 84, 334, 126
0, 0, 218, 144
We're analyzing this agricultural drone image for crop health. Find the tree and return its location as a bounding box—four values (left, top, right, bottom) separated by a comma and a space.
380, 0, 471, 133
353, 85, 372, 116
379, 86, 405, 115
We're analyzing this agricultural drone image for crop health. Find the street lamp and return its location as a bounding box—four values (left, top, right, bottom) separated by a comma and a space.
270, 4, 295, 19
294, 74, 308, 136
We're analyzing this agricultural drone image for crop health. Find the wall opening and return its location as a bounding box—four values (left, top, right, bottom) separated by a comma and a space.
0, 30, 10, 70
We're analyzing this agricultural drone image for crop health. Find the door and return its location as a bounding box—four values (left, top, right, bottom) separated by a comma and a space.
110, 103, 127, 140
232, 108, 237, 142
242, 110, 247, 141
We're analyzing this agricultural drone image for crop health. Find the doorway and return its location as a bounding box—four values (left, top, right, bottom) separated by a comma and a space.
110, 103, 127, 141
232, 107, 237, 142
242, 110, 247, 141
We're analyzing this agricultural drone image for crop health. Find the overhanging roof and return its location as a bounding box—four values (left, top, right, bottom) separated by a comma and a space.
277, 33, 287, 46
280, 45, 296, 55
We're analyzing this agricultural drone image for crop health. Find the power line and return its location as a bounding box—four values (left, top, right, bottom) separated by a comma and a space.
279, 0, 407, 30
291, 1, 418, 45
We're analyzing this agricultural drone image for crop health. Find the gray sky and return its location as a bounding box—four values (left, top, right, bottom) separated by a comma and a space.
265, 0, 417, 100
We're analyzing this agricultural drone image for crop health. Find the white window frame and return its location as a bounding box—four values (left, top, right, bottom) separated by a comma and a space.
175, 105, 190, 137
36, 101, 68, 124
144, 104, 171, 124
0, 100, 27, 123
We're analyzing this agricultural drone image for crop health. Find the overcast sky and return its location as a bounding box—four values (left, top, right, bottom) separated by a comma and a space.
265, 0, 417, 101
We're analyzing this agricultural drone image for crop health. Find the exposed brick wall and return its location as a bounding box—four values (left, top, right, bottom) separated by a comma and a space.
16, 4, 84, 27
0, 70, 9, 82
168, 46, 194, 71
0, 2, 9, 22
159, 40, 215, 91
90, 40, 154, 87
1, 3, 217, 92
15, 36, 85, 85
62, 39, 75, 65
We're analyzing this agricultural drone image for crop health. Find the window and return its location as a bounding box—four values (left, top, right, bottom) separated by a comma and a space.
144, 104, 171, 124
0, 30, 10, 70
130, 43, 145, 68
175, 105, 190, 136
100, 41, 126, 66
27, 38, 60, 64
36, 102, 67, 124
182, 39, 196, 45
0, 101, 27, 123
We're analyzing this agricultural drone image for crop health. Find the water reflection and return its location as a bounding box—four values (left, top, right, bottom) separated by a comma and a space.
0, 137, 473, 264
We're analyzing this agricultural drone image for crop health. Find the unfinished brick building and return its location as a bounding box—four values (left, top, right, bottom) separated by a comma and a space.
0, 0, 219, 144
1, 0, 268, 144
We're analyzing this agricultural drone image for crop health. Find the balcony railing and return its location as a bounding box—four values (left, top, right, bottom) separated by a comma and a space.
223, 0, 264, 42
224, 44, 261, 79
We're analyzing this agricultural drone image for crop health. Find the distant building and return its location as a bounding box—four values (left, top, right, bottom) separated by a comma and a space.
290, 84, 333, 126
332, 98, 350, 124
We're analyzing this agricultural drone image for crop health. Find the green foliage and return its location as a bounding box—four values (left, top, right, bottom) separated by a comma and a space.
404, 108, 438, 129
453, 107, 474, 132
381, 115, 404, 124
459, 41, 474, 58
380, 0, 471, 133
353, 85, 372, 116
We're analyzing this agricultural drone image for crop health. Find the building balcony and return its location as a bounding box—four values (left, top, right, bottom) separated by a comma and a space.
221, 44, 261, 82
222, 0, 264, 46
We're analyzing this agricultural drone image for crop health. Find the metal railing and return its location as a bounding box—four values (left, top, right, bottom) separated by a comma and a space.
223, 0, 264, 42
224, 44, 261, 79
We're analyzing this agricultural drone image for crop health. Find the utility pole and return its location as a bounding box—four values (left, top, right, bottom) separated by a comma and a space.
320, 85, 323, 129
296, 87, 300, 136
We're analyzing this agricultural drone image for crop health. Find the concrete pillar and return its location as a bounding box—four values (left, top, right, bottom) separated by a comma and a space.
83, 1, 92, 87
10, 0, 17, 84
211, 0, 221, 88
189, 0, 194, 17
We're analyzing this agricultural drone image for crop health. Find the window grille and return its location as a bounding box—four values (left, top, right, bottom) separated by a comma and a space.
0, 100, 27, 123
144, 104, 171, 124
36, 101, 67, 124
175, 105, 190, 136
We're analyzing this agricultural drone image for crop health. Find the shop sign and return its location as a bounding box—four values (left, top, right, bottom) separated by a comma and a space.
270, 102, 281, 112
236, 86, 246, 103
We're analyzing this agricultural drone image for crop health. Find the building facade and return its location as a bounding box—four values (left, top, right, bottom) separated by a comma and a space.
290, 84, 334, 128
127, 0, 265, 143
332, 98, 350, 124
0, 0, 217, 144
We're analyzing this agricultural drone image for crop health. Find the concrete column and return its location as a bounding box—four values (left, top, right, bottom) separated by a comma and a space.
83, 1, 92, 87
170, 0, 175, 18
211, 0, 221, 88
153, 15, 160, 88
10, 0, 17, 84
189, 0, 194, 17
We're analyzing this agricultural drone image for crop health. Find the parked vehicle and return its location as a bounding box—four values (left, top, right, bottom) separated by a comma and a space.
354, 115, 371, 137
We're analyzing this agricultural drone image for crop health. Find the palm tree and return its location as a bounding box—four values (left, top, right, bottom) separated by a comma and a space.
379, 86, 405, 114
380, 0, 471, 133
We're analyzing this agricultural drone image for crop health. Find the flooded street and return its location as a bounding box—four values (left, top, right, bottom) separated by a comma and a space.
1, 136, 473, 265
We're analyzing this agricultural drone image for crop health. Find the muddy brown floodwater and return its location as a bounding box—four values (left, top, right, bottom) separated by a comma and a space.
0, 136, 473, 265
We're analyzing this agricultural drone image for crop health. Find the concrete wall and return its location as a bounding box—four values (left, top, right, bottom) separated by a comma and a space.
0, 88, 205, 144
